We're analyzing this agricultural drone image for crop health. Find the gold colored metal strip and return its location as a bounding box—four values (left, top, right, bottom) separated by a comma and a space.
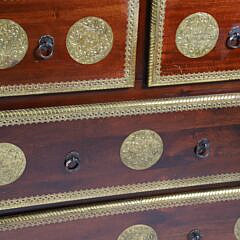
148, 0, 240, 86
1, 173, 240, 212
0, 0, 139, 97
1, 93, 240, 127
1, 187, 240, 232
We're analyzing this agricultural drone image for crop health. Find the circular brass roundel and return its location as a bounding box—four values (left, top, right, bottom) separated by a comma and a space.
176, 12, 219, 58
118, 225, 158, 240
66, 16, 114, 64
0, 143, 26, 186
0, 19, 28, 69
234, 218, 240, 240
120, 130, 164, 170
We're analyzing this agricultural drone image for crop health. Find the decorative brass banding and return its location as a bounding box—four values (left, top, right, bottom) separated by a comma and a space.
235, 218, 240, 240
66, 16, 114, 64
0, 143, 26, 186
120, 130, 163, 170
1, 187, 240, 232
118, 225, 158, 240
176, 12, 219, 58
0, 19, 28, 69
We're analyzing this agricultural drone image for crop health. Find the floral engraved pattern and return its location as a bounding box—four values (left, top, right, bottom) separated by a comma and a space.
118, 225, 158, 240
0, 143, 26, 186
66, 17, 113, 64
176, 12, 219, 58
120, 130, 163, 170
0, 19, 28, 69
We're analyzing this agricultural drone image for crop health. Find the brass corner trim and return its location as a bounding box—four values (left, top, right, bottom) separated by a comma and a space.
0, 0, 139, 97
1, 172, 240, 213
0, 93, 240, 127
1, 186, 240, 232
149, 0, 240, 86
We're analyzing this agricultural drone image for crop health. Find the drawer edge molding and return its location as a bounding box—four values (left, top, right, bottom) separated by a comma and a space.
1, 172, 240, 212
0, 0, 139, 97
148, 0, 240, 86
1, 186, 240, 232
0, 93, 240, 127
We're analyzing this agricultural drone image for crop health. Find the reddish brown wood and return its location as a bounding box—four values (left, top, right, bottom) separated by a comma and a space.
0, 200, 239, 240
1, 0, 240, 110
0, 0, 126, 86
1, 107, 240, 211
162, 0, 240, 76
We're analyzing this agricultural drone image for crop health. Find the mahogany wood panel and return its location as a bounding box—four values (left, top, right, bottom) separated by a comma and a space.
161, 0, 240, 76
1, 108, 240, 206
0, 0, 126, 85
1, 0, 240, 110
0, 200, 239, 240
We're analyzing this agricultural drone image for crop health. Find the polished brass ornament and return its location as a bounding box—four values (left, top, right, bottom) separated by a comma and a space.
0, 19, 28, 69
234, 218, 240, 240
66, 16, 113, 64
120, 130, 163, 170
176, 12, 219, 58
0, 143, 26, 186
118, 225, 158, 240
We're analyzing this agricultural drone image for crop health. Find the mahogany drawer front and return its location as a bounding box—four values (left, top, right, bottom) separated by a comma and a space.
1, 187, 240, 240
0, 95, 240, 212
0, 0, 139, 97
149, 0, 240, 87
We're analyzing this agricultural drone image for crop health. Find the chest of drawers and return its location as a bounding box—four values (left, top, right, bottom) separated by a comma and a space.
1, 0, 240, 239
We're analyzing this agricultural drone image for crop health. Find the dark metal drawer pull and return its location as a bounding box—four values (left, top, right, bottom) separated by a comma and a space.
227, 26, 240, 49
195, 139, 210, 159
64, 151, 81, 172
35, 35, 54, 60
188, 229, 202, 240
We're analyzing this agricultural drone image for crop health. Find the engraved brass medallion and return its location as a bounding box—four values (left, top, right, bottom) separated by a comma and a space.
0, 19, 28, 69
120, 130, 163, 170
0, 143, 26, 186
176, 12, 219, 58
66, 17, 113, 64
118, 225, 158, 240
234, 218, 240, 240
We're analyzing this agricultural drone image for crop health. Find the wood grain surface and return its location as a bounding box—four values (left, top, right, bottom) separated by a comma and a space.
0, 0, 240, 109
0, 107, 240, 209
161, 0, 240, 76
0, 0, 126, 85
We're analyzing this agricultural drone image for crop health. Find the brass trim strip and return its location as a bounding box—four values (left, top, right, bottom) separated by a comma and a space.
149, 0, 240, 86
1, 187, 240, 231
0, 0, 139, 97
1, 173, 240, 212
1, 93, 240, 127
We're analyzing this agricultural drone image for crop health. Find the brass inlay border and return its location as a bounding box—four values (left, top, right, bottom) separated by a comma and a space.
1, 187, 240, 231
1, 93, 240, 127
0, 0, 139, 97
0, 93, 240, 212
149, 0, 240, 86
1, 173, 240, 212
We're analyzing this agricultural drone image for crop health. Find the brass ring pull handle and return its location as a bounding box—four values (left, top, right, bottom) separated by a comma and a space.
195, 139, 210, 159
35, 35, 54, 60
188, 229, 202, 240
64, 151, 80, 172
227, 26, 240, 49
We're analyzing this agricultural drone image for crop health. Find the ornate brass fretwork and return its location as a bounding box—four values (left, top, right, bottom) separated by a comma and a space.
120, 130, 163, 170
66, 17, 113, 64
0, 143, 26, 186
0, 19, 28, 69
176, 12, 219, 58
0, 0, 139, 97
118, 225, 158, 240
149, 0, 240, 86
0, 187, 240, 231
